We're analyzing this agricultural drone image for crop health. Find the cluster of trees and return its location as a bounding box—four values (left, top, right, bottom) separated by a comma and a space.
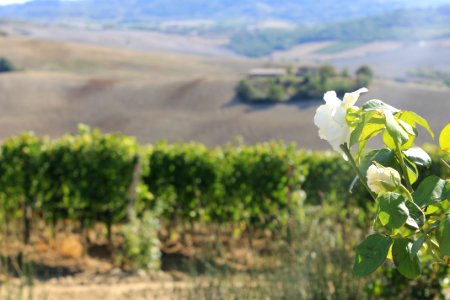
236, 64, 374, 102
410, 68, 450, 87
0, 57, 15, 73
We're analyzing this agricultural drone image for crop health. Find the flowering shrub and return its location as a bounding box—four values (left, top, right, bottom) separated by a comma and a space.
314, 88, 450, 279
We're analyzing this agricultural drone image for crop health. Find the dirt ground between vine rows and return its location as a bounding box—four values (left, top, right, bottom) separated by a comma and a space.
4, 273, 199, 300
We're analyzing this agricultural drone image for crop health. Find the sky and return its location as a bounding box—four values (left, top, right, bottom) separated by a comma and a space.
1, 0, 449, 5
0, 0, 78, 5
2, 0, 450, 4
0, 0, 32, 4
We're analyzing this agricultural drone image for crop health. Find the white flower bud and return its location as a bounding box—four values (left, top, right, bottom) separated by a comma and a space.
366, 164, 401, 194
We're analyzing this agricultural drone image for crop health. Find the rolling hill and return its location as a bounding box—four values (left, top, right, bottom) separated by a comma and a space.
229, 6, 450, 56
0, 34, 448, 149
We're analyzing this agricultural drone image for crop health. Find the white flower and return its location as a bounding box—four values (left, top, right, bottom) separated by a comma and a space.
314, 88, 368, 156
366, 164, 401, 194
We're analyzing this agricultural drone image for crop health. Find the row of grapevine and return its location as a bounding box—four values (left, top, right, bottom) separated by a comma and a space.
144, 142, 307, 228
0, 126, 139, 243
0, 128, 308, 243
0, 126, 447, 244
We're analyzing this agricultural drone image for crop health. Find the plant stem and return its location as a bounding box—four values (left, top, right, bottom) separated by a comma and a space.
398, 185, 413, 202
441, 158, 450, 170
340, 144, 377, 201
395, 143, 414, 193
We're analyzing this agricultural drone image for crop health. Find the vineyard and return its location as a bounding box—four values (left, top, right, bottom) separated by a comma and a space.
0, 126, 311, 240
0, 125, 449, 298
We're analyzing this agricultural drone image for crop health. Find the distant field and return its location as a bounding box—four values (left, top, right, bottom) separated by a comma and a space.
0, 23, 235, 58
313, 42, 363, 54
0, 34, 448, 149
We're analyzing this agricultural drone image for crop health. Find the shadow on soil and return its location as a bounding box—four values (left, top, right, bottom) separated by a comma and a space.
222, 97, 320, 113
161, 251, 232, 275
0, 254, 81, 281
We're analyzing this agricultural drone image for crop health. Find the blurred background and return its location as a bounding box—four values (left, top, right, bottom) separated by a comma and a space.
0, 1, 449, 299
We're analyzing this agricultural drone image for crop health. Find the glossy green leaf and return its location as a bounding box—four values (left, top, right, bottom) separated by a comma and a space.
361, 99, 399, 113
350, 112, 385, 148
404, 200, 425, 229
383, 111, 410, 148
438, 214, 450, 256
378, 193, 409, 230
354, 234, 392, 277
392, 238, 421, 280
398, 118, 416, 136
382, 130, 412, 151
447, 181, 450, 201
413, 176, 447, 208
399, 111, 434, 139
425, 205, 440, 215
403, 147, 432, 168
411, 235, 426, 256
403, 155, 419, 185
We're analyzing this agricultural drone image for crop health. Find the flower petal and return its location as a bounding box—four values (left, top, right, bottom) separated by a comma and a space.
323, 91, 341, 107
343, 87, 368, 108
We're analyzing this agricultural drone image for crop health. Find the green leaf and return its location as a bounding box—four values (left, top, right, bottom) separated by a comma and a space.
413, 176, 447, 208
440, 123, 450, 154
362, 99, 399, 113
382, 130, 395, 150
398, 118, 416, 136
359, 148, 395, 177
425, 205, 440, 215
392, 238, 422, 280
378, 193, 409, 230
411, 235, 426, 256
403, 155, 419, 185
438, 214, 450, 256
447, 182, 450, 201
384, 130, 415, 151
403, 147, 432, 168
354, 234, 392, 277
400, 111, 434, 139
350, 111, 385, 148
384, 111, 410, 148
404, 201, 425, 229
346, 107, 360, 127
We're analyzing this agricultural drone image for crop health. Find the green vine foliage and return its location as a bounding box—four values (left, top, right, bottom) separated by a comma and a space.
221, 142, 306, 228
143, 141, 307, 229
144, 142, 224, 223
0, 132, 46, 220
0, 126, 139, 239
302, 151, 371, 207
54, 125, 139, 227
